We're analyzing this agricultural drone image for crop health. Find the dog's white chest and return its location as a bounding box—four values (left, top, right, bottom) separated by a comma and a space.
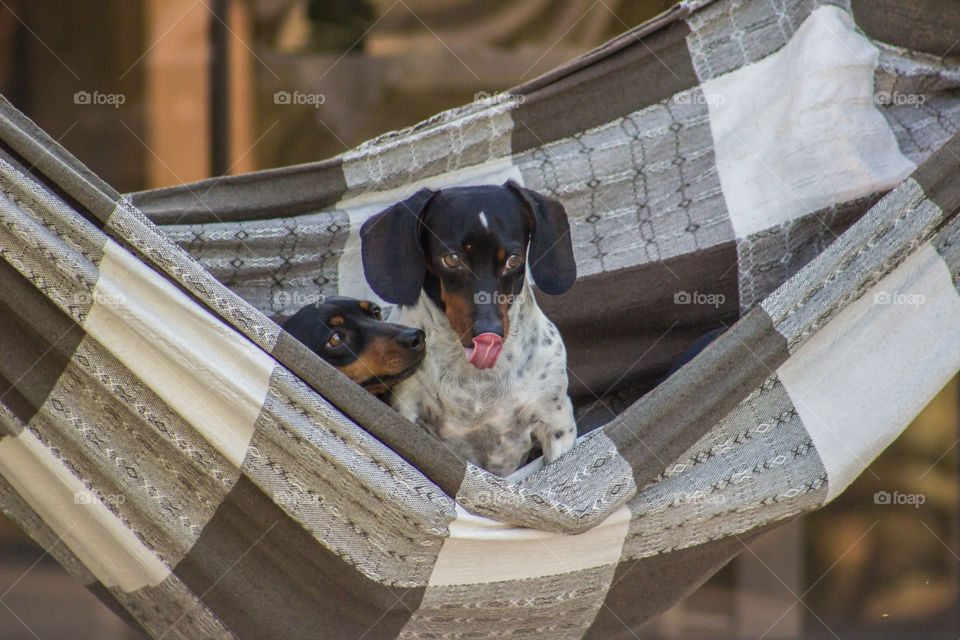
388, 287, 577, 475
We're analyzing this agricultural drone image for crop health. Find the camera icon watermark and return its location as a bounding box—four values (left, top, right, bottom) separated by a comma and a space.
73, 490, 126, 505
873, 290, 925, 307
73, 291, 126, 306
274, 290, 328, 309
468, 487, 528, 510
874, 490, 925, 509
473, 291, 525, 305
73, 90, 126, 108
474, 90, 524, 106
674, 290, 725, 308
675, 491, 727, 506
273, 90, 326, 108
275, 490, 323, 510
673, 91, 725, 106
874, 91, 926, 108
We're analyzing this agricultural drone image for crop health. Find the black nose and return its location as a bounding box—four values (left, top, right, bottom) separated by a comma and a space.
472, 316, 503, 339
397, 328, 425, 350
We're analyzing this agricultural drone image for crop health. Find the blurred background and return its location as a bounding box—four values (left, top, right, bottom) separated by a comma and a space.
0, 0, 957, 638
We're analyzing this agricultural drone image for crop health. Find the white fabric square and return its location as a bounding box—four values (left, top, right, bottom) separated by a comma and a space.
427, 504, 631, 586
701, 5, 916, 238
778, 244, 960, 500
85, 241, 275, 467
0, 431, 170, 590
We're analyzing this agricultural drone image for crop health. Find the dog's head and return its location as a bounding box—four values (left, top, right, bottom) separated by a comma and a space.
360, 181, 576, 369
282, 297, 425, 394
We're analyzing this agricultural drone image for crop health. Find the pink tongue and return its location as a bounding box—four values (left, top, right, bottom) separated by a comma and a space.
464, 333, 503, 369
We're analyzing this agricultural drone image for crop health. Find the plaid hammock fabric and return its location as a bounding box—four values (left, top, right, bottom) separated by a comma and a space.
1, 0, 960, 638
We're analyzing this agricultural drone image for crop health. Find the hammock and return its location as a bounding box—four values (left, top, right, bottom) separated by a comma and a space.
2, 0, 960, 637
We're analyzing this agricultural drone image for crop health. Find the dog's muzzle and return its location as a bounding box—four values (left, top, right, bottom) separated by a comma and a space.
465, 333, 502, 369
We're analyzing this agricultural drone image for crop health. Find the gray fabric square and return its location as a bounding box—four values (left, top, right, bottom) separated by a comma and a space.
400, 565, 619, 640
686, 0, 850, 82
29, 336, 241, 565
933, 212, 960, 290
761, 177, 943, 349
621, 375, 827, 559
875, 48, 960, 165
160, 209, 349, 321
107, 199, 281, 352
456, 430, 635, 533
242, 368, 456, 587
737, 193, 883, 311
517, 90, 731, 277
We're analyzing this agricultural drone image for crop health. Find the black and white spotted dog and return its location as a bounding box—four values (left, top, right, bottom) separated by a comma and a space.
360, 181, 578, 476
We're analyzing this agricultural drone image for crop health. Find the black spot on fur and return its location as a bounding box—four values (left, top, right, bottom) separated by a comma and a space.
507, 422, 531, 441
465, 426, 501, 453
416, 403, 443, 436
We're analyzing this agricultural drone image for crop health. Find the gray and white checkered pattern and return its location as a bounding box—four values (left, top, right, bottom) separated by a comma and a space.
2, 0, 960, 638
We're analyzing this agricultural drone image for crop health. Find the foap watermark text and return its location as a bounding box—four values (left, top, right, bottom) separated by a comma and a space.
474, 90, 524, 105
473, 290, 528, 305
873, 291, 925, 307
274, 290, 328, 308
673, 91, 725, 106
74, 90, 126, 108
674, 290, 725, 308
74, 490, 126, 506
74, 291, 125, 306
874, 91, 926, 108
874, 490, 925, 509
274, 90, 326, 108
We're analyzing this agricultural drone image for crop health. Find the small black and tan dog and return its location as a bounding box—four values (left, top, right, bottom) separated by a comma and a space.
283, 297, 425, 395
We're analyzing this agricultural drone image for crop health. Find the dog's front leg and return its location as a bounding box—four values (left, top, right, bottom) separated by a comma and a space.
534, 398, 578, 464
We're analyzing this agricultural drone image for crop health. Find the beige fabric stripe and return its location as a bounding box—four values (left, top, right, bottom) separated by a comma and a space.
779, 243, 960, 500
426, 503, 630, 586
0, 430, 169, 590
83, 240, 275, 467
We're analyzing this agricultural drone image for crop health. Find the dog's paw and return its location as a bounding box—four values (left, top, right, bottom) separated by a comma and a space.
538, 402, 577, 464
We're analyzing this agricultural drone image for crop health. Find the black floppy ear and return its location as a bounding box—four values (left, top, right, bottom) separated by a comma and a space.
360, 188, 437, 305
504, 180, 577, 295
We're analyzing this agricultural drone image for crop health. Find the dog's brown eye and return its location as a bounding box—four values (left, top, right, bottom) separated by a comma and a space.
505, 253, 523, 270
441, 253, 462, 269
371, 305, 382, 320
326, 331, 344, 348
